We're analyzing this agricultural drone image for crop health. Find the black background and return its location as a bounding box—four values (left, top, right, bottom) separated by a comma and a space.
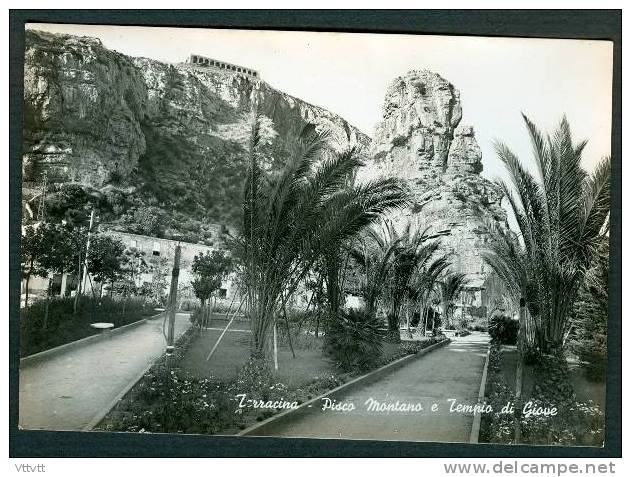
9, 9, 622, 458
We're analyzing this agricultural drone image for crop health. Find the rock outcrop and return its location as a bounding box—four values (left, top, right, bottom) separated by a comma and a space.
23, 31, 148, 186
359, 70, 507, 281
23, 31, 505, 285
23, 29, 369, 229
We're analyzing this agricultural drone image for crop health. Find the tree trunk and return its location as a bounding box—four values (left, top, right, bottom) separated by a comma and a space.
73, 249, 82, 314
273, 321, 279, 370
514, 296, 526, 444
423, 306, 428, 336
210, 296, 217, 329
386, 313, 401, 342
282, 306, 296, 358
24, 272, 31, 308
43, 278, 52, 330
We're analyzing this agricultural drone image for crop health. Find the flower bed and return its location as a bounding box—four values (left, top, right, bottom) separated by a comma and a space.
479, 344, 604, 446
96, 330, 447, 435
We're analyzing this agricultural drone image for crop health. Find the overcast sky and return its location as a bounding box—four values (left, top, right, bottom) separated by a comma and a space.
27, 23, 613, 182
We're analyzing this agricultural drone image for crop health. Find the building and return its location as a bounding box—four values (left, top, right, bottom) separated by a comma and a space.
186, 54, 260, 80
21, 230, 239, 308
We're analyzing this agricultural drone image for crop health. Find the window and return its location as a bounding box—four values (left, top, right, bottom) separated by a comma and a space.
152, 241, 161, 256
130, 239, 137, 249
218, 288, 227, 299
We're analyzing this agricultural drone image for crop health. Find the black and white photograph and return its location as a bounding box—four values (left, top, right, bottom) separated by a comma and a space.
13, 17, 616, 452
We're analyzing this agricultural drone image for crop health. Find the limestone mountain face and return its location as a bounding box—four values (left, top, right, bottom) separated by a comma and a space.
23, 30, 369, 231
359, 70, 507, 281
23, 31, 148, 186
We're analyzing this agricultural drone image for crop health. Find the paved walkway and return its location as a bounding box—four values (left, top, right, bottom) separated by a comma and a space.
19, 313, 191, 431
248, 333, 489, 443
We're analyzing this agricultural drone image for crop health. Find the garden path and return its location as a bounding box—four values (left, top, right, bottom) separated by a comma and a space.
246, 333, 489, 443
18, 313, 191, 431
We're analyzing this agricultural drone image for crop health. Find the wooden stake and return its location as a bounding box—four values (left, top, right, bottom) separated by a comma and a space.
273, 321, 279, 370
205, 297, 244, 361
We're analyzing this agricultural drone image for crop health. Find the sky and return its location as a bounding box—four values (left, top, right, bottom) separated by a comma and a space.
27, 23, 613, 183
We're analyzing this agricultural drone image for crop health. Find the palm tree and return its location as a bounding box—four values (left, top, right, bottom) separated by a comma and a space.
386, 225, 444, 341
351, 221, 447, 341
350, 224, 404, 319
483, 114, 611, 355
435, 272, 469, 329
239, 118, 409, 358
407, 254, 451, 335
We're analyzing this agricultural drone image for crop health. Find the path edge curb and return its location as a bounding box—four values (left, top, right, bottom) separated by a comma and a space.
469, 345, 491, 444
83, 357, 158, 431
83, 314, 191, 431
238, 337, 451, 437
20, 312, 165, 367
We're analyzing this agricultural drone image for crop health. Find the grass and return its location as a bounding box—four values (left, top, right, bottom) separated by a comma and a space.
180, 317, 335, 388
180, 317, 430, 388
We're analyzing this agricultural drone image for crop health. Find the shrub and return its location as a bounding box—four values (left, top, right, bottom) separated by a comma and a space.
523, 344, 541, 365
480, 346, 604, 447
456, 315, 470, 330
327, 309, 385, 371
400, 341, 423, 355
20, 296, 154, 356
488, 314, 519, 345
179, 298, 199, 312
569, 240, 608, 382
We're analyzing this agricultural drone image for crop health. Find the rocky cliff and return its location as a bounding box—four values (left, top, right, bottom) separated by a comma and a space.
23, 30, 369, 237
358, 70, 507, 282
23, 31, 505, 285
